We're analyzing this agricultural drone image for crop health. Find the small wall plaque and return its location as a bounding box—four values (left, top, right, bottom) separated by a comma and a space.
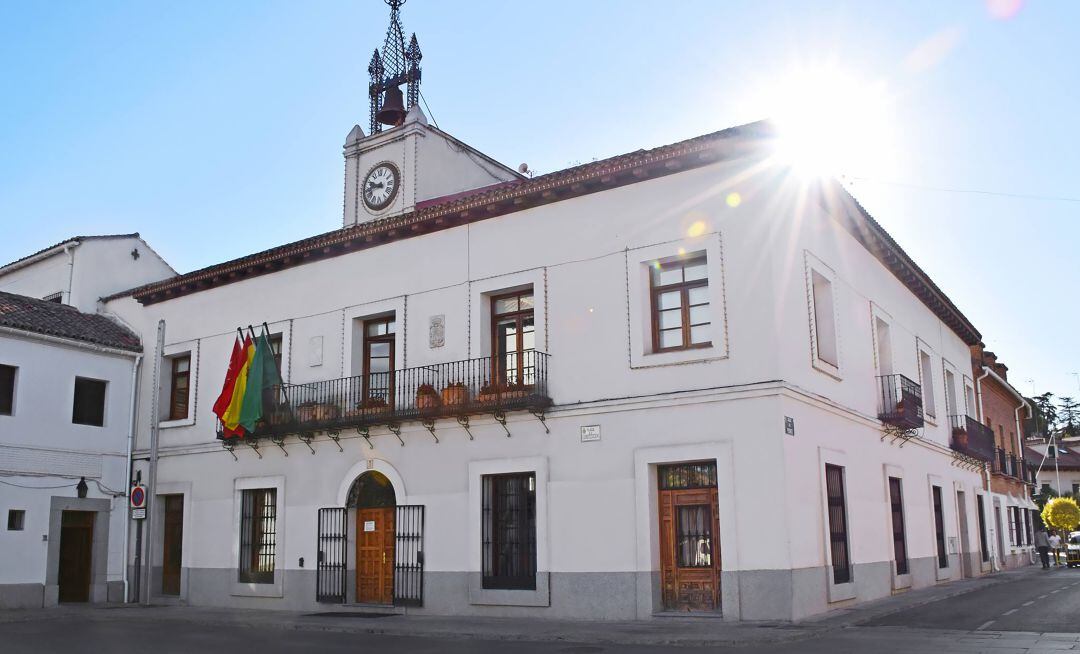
580, 425, 601, 442
308, 335, 324, 367
785, 416, 795, 436
429, 315, 445, 348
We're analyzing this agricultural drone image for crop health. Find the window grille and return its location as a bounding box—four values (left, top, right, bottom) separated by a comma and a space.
239, 488, 277, 583
394, 504, 425, 606
482, 472, 536, 590
825, 464, 851, 584
888, 477, 908, 575
316, 507, 347, 603
932, 486, 948, 568
658, 462, 717, 490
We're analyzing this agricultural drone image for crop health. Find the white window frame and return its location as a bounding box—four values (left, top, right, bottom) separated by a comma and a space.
805, 253, 841, 378
345, 299, 406, 378
942, 359, 960, 420
0, 362, 17, 417
870, 304, 894, 377
819, 447, 855, 602
467, 456, 549, 607
626, 235, 729, 369
231, 475, 285, 598
469, 269, 548, 361
159, 339, 199, 428
916, 341, 938, 425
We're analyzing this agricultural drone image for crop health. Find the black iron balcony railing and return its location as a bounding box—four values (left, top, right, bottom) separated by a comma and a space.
949, 414, 995, 462
219, 350, 551, 440
877, 374, 924, 430
990, 447, 1029, 481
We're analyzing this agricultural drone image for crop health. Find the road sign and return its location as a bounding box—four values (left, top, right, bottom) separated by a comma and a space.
131, 508, 146, 520
130, 484, 146, 510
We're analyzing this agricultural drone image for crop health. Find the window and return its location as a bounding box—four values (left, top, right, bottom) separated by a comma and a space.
363, 317, 395, 405
1048, 445, 1058, 460
491, 290, 535, 386
919, 351, 936, 419
168, 355, 191, 421
811, 270, 838, 367
932, 485, 948, 568
675, 505, 714, 568
1027, 509, 1035, 544
239, 488, 277, 584
976, 495, 989, 562
888, 477, 908, 575
0, 364, 15, 415
7, 509, 24, 531
825, 464, 851, 584
944, 369, 958, 416
482, 472, 537, 590
1042, 483, 1052, 495
72, 377, 106, 426
1008, 507, 1017, 546
650, 255, 710, 352
874, 317, 893, 375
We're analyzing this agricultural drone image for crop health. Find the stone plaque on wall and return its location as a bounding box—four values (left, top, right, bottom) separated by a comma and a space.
429, 315, 445, 348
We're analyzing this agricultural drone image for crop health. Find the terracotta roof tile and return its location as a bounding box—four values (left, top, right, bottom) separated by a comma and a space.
0, 291, 141, 352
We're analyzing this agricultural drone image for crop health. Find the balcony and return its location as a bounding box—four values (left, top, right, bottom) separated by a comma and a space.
877, 374, 924, 430
992, 447, 1030, 481
949, 414, 995, 463
220, 350, 551, 441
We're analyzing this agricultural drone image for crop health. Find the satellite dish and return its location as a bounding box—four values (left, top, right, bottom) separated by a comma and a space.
518, 163, 530, 174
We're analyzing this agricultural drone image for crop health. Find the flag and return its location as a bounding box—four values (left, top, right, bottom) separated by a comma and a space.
238, 329, 282, 432
222, 335, 254, 431
213, 337, 246, 437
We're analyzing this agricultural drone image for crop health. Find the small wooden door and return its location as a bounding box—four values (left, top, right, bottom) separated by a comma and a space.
162, 495, 184, 595
658, 463, 720, 612
58, 511, 95, 603
356, 507, 395, 604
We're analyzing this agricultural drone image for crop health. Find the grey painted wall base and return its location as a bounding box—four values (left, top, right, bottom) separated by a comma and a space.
0, 583, 45, 609
166, 558, 997, 622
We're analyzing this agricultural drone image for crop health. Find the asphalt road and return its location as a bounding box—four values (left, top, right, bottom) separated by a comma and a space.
867, 565, 1080, 633
6, 569, 1080, 654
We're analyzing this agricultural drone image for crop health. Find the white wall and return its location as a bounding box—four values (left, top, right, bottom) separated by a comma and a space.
0, 332, 136, 586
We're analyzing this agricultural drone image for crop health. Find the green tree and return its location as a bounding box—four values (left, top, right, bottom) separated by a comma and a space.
1031, 392, 1058, 437
1059, 396, 1080, 437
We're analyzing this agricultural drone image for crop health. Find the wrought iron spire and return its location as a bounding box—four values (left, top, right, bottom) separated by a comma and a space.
369, 0, 422, 134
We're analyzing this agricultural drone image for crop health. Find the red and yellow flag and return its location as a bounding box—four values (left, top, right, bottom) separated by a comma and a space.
221, 336, 254, 433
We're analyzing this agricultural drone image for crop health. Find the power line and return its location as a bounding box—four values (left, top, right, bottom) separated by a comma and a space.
845, 176, 1080, 204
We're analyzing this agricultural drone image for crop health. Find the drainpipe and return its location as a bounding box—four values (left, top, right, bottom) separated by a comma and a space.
1015, 398, 1032, 506
984, 463, 1000, 571
976, 367, 991, 424
142, 319, 164, 605
63, 243, 76, 306
122, 353, 142, 604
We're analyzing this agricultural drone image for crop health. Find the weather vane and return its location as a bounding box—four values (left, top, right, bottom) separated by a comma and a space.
368, 0, 422, 134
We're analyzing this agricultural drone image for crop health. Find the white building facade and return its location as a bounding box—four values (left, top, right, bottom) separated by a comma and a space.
0, 294, 142, 608
94, 101, 1005, 620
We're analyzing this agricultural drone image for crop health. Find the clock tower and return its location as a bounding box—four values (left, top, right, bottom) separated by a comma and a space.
342, 0, 521, 228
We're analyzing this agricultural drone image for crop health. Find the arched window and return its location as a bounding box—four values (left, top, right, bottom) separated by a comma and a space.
346, 471, 396, 508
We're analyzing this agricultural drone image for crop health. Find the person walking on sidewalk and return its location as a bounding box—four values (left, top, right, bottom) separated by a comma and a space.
1035, 528, 1051, 569
1050, 532, 1063, 566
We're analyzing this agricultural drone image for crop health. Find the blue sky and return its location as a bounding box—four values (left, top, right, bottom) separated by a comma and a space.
1, 0, 1077, 400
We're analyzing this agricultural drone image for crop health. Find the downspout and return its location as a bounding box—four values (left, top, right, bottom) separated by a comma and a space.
63, 243, 75, 305
142, 319, 165, 605
1015, 398, 1032, 505
122, 353, 142, 604
984, 463, 1000, 571
976, 367, 991, 424
975, 366, 995, 569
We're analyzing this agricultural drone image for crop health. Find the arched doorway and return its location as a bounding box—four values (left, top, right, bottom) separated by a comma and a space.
347, 471, 396, 604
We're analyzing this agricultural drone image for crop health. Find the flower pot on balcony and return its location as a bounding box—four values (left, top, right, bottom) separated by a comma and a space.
360, 397, 389, 417
416, 384, 442, 411
478, 383, 529, 405
952, 428, 969, 450
296, 402, 317, 423
441, 383, 469, 408
313, 403, 340, 422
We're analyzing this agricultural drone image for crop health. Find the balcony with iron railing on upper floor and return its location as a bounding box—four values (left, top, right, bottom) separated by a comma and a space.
877, 374, 924, 430
992, 446, 1031, 482
217, 350, 551, 441
949, 414, 996, 463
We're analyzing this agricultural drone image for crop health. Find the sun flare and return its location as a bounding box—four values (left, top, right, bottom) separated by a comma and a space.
763, 64, 897, 179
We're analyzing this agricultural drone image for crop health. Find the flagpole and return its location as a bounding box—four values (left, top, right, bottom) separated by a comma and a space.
256, 323, 292, 412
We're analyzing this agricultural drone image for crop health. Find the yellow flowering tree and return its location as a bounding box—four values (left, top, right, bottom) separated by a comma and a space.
1042, 496, 1080, 534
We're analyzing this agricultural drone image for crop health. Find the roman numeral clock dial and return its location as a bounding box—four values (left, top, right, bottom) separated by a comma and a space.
363, 163, 400, 211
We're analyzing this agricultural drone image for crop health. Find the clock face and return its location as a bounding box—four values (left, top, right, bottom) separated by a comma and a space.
363, 163, 399, 211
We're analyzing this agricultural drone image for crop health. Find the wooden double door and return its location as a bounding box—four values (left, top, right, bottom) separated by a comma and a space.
658, 466, 721, 612
356, 507, 395, 604
58, 511, 95, 603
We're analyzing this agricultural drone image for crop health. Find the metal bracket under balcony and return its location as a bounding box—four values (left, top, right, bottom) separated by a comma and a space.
877, 374, 924, 431
949, 414, 995, 464
218, 350, 552, 443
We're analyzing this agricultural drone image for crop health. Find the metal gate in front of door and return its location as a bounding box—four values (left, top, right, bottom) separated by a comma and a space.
316, 505, 424, 606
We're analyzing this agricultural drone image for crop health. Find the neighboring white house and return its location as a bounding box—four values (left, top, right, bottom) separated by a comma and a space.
0, 233, 175, 313
0, 292, 142, 608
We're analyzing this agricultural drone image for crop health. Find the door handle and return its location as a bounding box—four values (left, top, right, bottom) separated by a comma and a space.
382, 551, 386, 564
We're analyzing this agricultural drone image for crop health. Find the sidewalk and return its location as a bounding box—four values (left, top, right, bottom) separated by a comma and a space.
0, 565, 1046, 649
